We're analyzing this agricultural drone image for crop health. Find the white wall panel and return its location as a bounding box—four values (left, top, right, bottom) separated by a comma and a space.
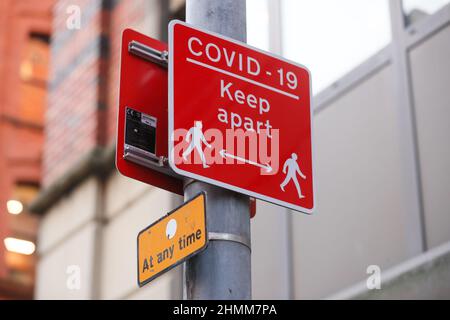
291, 66, 413, 298
251, 201, 291, 299
35, 223, 97, 299
100, 188, 180, 299
105, 172, 151, 219
410, 25, 450, 249
37, 178, 99, 254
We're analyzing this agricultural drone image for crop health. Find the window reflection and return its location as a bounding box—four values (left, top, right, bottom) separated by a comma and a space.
403, 0, 450, 26
281, 0, 391, 94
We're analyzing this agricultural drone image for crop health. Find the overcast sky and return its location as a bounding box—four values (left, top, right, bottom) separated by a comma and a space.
247, 0, 449, 94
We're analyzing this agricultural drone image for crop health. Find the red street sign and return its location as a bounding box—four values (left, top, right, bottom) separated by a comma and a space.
168, 21, 315, 213
116, 29, 183, 195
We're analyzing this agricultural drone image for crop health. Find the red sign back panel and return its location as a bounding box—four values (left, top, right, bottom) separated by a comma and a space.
117, 29, 183, 195
169, 21, 315, 213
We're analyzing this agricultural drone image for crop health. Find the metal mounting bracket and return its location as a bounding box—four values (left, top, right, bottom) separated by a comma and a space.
208, 232, 251, 250
128, 40, 168, 68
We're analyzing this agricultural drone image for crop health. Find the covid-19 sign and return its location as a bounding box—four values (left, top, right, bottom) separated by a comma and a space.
169, 21, 315, 214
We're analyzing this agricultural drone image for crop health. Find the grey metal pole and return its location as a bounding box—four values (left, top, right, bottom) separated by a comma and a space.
186, 0, 247, 42
183, 0, 251, 300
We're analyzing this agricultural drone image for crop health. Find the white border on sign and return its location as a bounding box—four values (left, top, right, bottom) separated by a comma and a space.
168, 20, 316, 214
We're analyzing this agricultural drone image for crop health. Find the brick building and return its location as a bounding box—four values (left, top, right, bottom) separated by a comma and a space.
29, 0, 450, 299
0, 0, 55, 299
30, 0, 185, 299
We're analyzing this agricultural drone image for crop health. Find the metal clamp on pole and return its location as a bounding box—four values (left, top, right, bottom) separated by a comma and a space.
208, 232, 251, 251
128, 40, 168, 68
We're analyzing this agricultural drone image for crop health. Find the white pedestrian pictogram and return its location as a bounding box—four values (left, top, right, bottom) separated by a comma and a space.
182, 121, 212, 168
280, 153, 306, 199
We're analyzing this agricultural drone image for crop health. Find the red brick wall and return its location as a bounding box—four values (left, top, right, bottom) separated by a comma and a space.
0, 0, 54, 280
43, 0, 104, 186
0, 0, 9, 280
43, 0, 163, 186
0, 137, 8, 278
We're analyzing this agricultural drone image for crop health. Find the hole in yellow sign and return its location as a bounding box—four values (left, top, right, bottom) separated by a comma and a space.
137, 192, 207, 287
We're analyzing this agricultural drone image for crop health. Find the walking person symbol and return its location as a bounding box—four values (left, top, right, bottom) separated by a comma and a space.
280, 153, 307, 199
182, 121, 212, 168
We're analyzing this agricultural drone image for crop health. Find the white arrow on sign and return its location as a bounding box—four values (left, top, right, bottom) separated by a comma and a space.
219, 149, 273, 173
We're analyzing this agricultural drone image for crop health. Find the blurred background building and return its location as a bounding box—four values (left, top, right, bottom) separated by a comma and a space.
0, 0, 449, 299
0, 0, 54, 299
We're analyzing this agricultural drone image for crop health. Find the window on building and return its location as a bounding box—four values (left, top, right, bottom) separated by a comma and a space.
4, 183, 39, 288
281, 0, 392, 94
403, 0, 450, 26
247, 0, 270, 51
19, 32, 50, 125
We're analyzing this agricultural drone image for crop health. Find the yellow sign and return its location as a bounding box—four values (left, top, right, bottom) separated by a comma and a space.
137, 192, 207, 287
